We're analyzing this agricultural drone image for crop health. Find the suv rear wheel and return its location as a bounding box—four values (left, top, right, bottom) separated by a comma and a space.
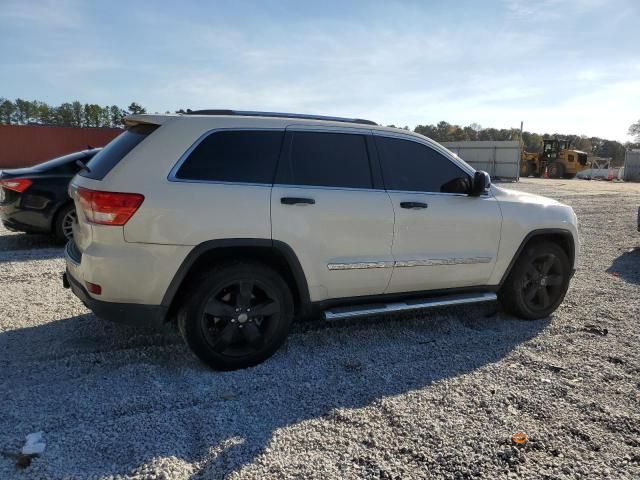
499, 241, 571, 319
178, 261, 294, 370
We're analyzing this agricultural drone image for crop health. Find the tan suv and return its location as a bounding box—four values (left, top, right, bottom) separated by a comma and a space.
63, 110, 578, 370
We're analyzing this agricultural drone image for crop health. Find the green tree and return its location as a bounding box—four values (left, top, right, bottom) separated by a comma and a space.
35, 101, 54, 124
127, 102, 146, 115
71, 101, 83, 127
83, 103, 103, 127
100, 105, 111, 127
13, 98, 38, 124
0, 98, 16, 124
109, 105, 125, 127
56, 103, 76, 126
573, 136, 593, 154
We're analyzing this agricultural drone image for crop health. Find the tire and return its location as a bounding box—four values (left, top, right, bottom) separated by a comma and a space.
178, 261, 294, 370
547, 162, 565, 179
520, 160, 534, 177
53, 203, 77, 243
498, 241, 571, 320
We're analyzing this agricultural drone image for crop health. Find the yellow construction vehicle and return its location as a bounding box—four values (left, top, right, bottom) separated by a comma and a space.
521, 138, 589, 178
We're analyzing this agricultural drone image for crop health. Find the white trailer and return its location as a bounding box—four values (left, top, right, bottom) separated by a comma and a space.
440, 141, 521, 181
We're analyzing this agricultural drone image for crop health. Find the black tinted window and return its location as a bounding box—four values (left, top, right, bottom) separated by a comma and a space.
81, 125, 158, 180
376, 136, 469, 193
175, 130, 283, 183
280, 132, 372, 189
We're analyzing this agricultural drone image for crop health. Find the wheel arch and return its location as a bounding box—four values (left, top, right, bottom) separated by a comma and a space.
162, 239, 311, 321
499, 228, 576, 286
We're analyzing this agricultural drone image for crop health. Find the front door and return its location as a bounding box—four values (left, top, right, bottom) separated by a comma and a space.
271, 128, 395, 302
373, 133, 502, 294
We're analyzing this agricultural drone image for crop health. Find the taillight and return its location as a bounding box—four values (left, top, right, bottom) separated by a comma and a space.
0, 178, 32, 192
77, 187, 144, 226
85, 281, 102, 295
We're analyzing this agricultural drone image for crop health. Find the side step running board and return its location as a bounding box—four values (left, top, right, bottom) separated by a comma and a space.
324, 292, 497, 321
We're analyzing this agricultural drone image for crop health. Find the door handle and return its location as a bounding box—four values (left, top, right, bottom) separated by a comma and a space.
281, 197, 315, 205
400, 201, 428, 209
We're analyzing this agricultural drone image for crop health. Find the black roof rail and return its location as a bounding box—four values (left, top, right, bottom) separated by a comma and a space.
183, 109, 377, 126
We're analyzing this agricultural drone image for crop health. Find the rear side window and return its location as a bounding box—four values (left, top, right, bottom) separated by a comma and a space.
375, 136, 469, 193
175, 130, 283, 184
80, 125, 158, 180
278, 131, 372, 189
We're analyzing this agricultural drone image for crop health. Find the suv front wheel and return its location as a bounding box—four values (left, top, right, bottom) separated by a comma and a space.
499, 241, 571, 319
178, 261, 294, 370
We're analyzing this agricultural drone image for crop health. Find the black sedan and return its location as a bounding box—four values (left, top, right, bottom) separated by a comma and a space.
0, 149, 100, 242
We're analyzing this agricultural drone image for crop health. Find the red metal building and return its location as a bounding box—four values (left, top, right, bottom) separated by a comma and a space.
0, 125, 122, 169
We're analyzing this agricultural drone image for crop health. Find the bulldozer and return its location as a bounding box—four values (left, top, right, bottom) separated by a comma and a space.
521, 138, 589, 178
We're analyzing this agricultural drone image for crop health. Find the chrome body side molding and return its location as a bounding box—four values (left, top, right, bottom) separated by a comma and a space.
394, 257, 492, 268
327, 257, 493, 270
327, 261, 394, 271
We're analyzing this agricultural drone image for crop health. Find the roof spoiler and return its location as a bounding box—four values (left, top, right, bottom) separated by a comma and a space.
123, 114, 175, 127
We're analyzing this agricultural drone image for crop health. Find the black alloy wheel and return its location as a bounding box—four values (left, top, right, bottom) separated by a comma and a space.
200, 279, 281, 358
520, 252, 564, 312
179, 262, 294, 370
499, 241, 571, 320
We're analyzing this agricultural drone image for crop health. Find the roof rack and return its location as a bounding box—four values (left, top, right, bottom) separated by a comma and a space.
184, 109, 377, 126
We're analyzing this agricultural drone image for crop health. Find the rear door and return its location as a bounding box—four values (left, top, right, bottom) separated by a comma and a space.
271, 127, 395, 302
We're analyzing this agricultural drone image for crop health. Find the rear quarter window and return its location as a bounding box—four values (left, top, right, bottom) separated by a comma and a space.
80, 125, 158, 180
173, 130, 284, 184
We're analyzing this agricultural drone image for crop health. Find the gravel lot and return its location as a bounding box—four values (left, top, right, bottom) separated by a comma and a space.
1, 178, 639, 479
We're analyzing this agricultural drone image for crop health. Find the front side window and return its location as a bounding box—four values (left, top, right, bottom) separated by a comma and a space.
277, 131, 372, 189
175, 130, 284, 183
375, 136, 469, 193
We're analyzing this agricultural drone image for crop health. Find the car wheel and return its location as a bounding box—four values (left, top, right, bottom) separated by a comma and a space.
178, 261, 294, 370
499, 241, 571, 320
54, 203, 76, 243
520, 160, 534, 177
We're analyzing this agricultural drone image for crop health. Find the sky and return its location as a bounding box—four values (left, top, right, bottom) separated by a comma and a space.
1, 0, 639, 141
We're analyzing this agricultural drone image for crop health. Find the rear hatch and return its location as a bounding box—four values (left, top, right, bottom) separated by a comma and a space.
69, 119, 162, 254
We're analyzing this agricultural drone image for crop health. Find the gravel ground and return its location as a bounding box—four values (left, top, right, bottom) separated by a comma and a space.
0, 178, 639, 479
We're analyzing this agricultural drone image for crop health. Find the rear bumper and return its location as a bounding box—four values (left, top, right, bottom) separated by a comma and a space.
63, 268, 168, 328
0, 191, 58, 233
1, 216, 50, 234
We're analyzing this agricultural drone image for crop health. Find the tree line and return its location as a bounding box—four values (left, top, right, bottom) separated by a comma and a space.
1, 97, 637, 166
410, 121, 638, 166
0, 98, 147, 129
